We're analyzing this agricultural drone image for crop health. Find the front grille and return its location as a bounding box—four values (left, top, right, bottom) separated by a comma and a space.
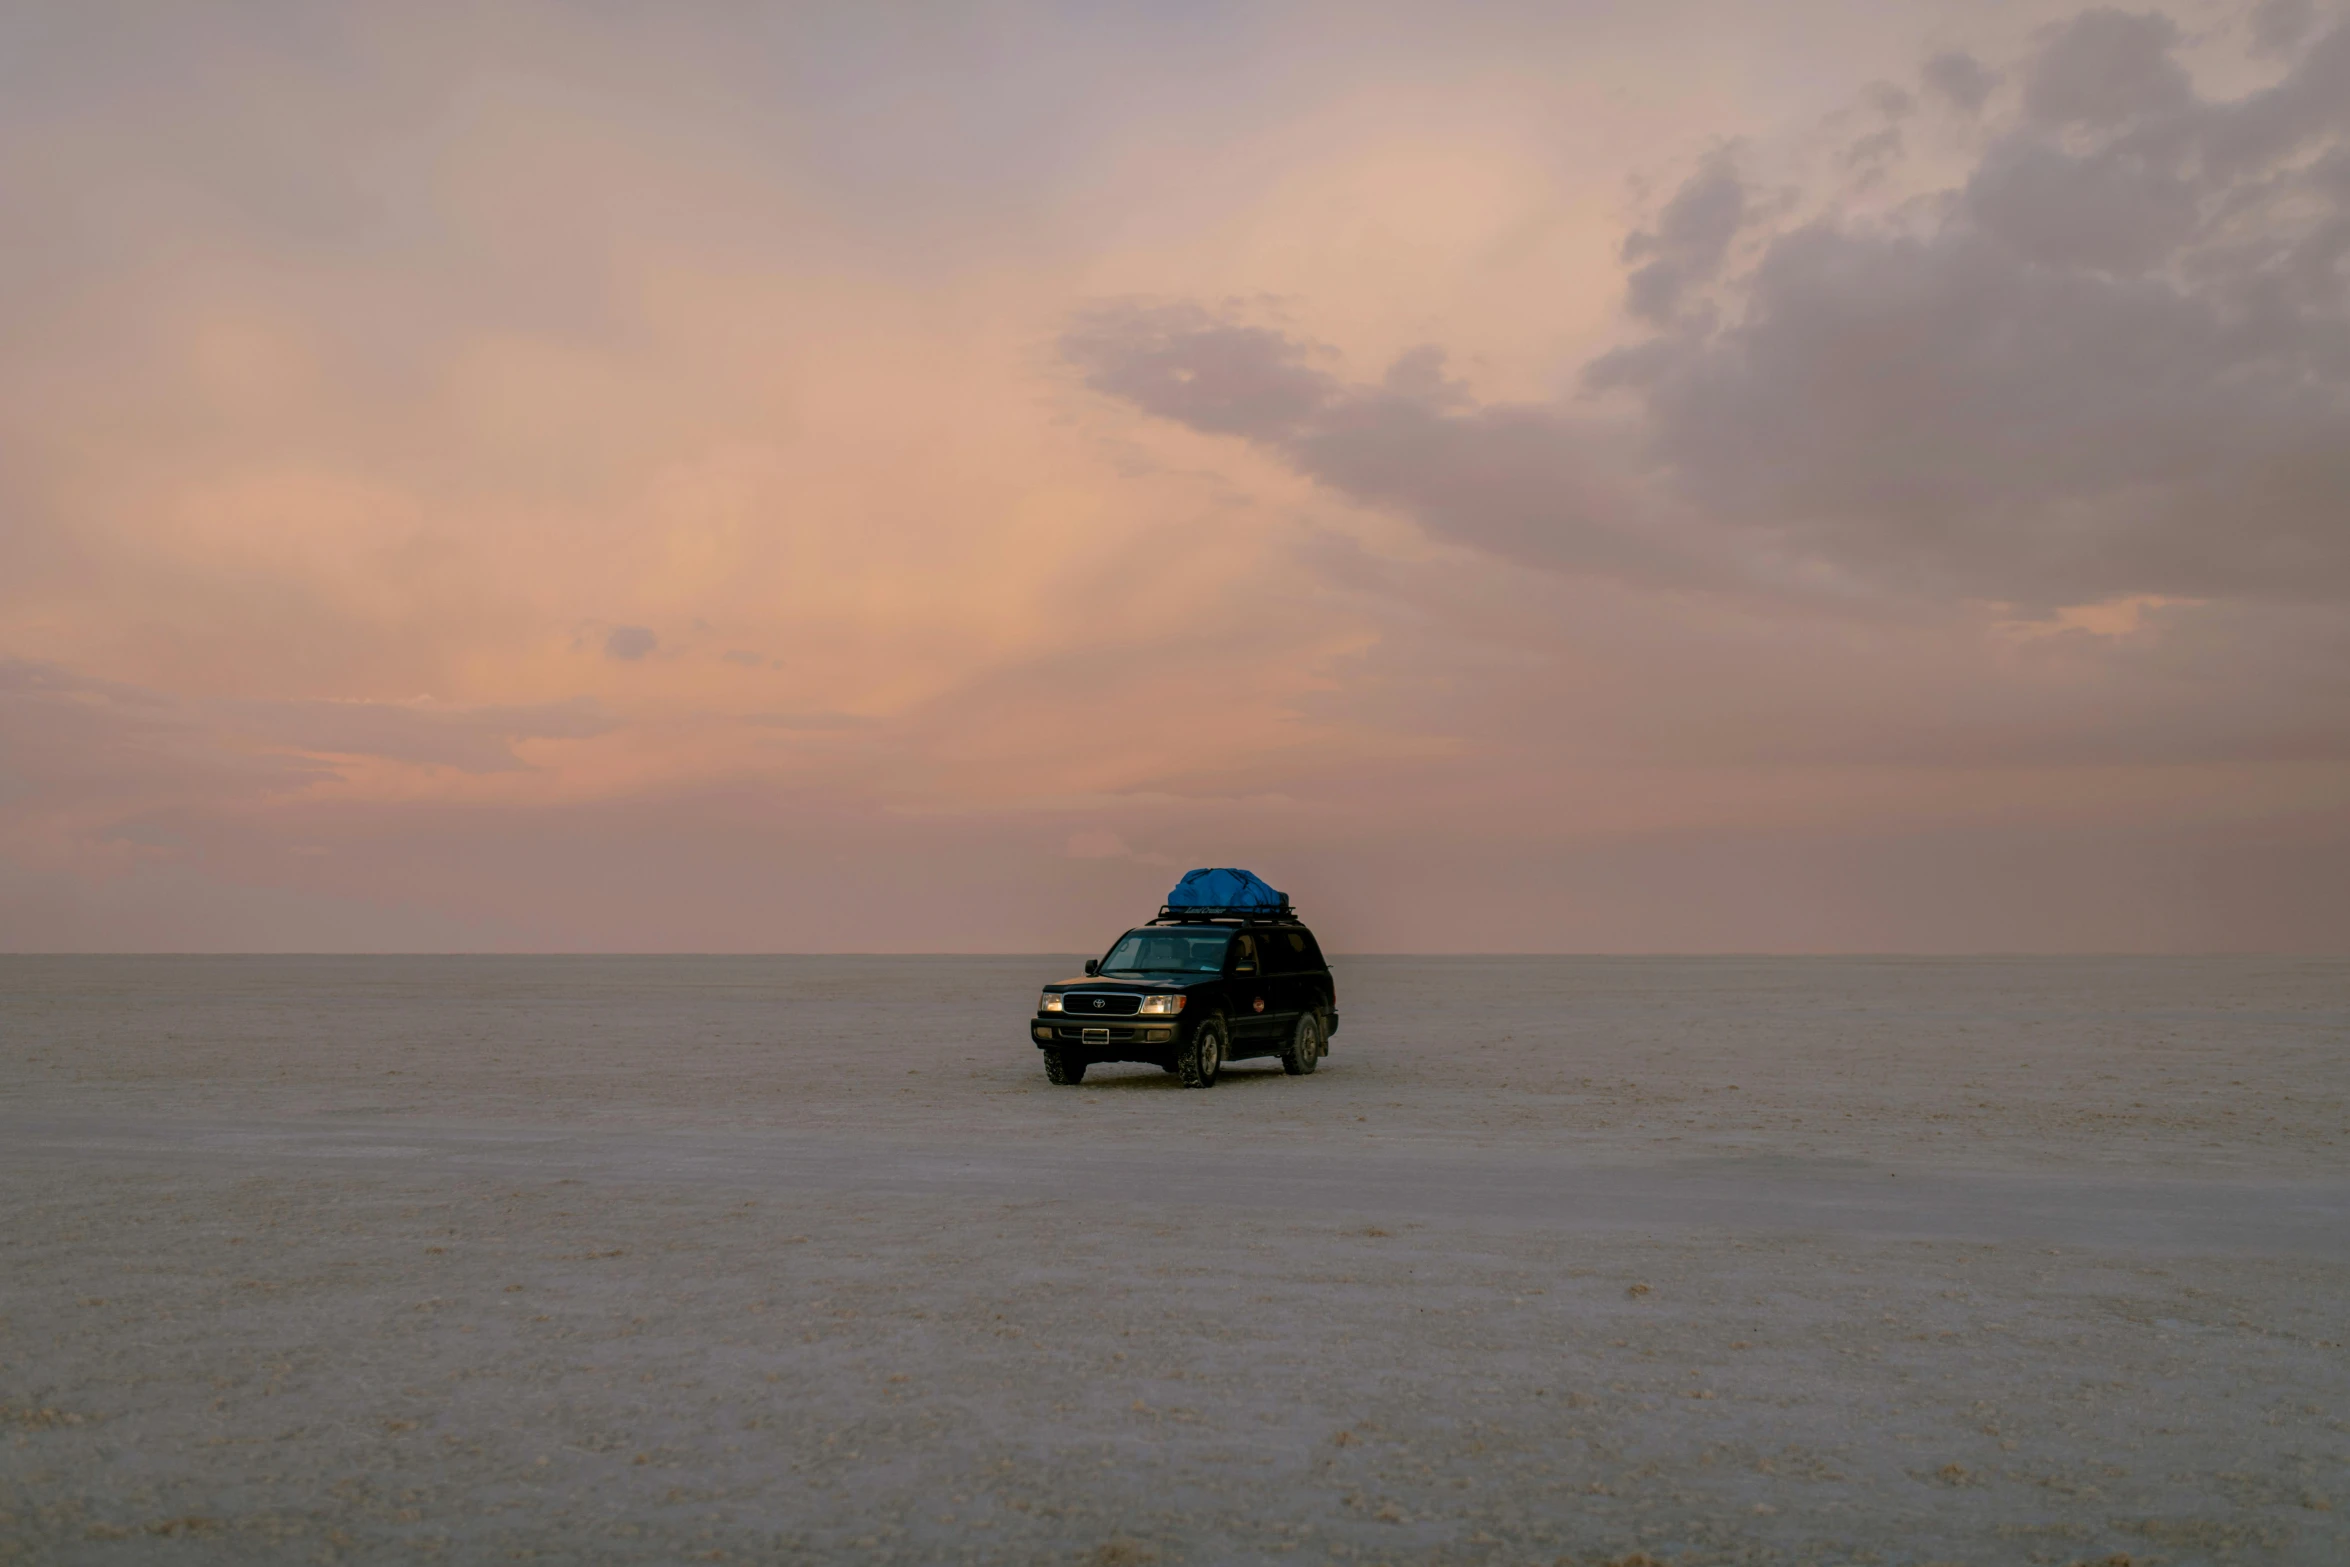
1061, 991, 1141, 1016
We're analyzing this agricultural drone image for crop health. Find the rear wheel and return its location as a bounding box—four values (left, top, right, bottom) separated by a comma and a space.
1178, 1019, 1224, 1089
1042, 1049, 1087, 1085
1281, 1012, 1321, 1075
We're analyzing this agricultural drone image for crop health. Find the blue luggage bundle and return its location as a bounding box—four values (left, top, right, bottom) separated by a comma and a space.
1161, 867, 1290, 917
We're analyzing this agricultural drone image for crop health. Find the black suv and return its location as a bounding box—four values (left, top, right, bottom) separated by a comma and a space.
1030, 907, 1338, 1087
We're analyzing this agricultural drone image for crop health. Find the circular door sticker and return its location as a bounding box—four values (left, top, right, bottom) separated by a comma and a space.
1253, 997, 1266, 1012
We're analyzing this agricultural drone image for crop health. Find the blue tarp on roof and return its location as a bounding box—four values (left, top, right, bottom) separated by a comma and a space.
1165, 867, 1286, 910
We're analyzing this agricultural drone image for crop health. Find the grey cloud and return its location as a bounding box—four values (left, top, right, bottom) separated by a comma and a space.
1595, 8, 2350, 607
1061, 303, 1340, 438
0, 662, 327, 876
1381, 344, 1466, 403
1845, 125, 1905, 174
1063, 307, 1708, 587
2202, 22, 2350, 176
1620, 153, 1748, 323
0, 658, 170, 707
741, 712, 873, 730
2020, 9, 2191, 127
2250, 0, 2316, 53
0, 659, 321, 805
1962, 135, 2197, 271
605, 626, 659, 661
1594, 225, 2350, 606
1285, 392, 1703, 585
1863, 82, 1918, 120
1, 659, 617, 794
222, 696, 617, 773
721, 649, 766, 668
1922, 51, 1999, 113
1073, 7, 2350, 613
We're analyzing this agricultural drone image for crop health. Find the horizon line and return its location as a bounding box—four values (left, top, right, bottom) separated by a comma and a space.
3, 950, 2342, 961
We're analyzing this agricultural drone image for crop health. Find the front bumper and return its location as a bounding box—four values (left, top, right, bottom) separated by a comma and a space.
1032, 1017, 1180, 1048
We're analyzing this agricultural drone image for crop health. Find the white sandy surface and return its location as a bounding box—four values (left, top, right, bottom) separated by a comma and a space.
2, 955, 2346, 1565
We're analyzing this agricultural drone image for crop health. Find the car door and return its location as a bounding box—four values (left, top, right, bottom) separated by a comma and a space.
1259, 927, 1309, 1043
1224, 931, 1276, 1053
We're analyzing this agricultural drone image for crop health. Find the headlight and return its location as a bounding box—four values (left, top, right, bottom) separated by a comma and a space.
1137, 995, 1187, 1015
1040, 992, 1063, 1012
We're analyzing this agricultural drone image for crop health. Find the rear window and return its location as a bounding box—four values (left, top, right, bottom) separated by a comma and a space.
1262, 929, 1320, 970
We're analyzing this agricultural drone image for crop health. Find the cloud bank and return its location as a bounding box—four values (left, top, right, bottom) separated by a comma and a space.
1071, 8, 2350, 613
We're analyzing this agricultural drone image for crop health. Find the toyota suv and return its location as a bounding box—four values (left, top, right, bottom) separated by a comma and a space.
1030, 908, 1337, 1087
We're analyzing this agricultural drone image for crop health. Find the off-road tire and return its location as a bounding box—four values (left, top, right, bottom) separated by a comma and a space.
1178, 1019, 1225, 1089
1042, 1049, 1087, 1085
1281, 1012, 1321, 1076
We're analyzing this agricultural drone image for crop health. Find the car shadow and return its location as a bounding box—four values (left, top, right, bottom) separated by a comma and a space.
1073, 1061, 1303, 1091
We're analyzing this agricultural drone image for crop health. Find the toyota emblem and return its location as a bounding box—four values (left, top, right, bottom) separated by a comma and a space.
1092, 998, 1105, 1009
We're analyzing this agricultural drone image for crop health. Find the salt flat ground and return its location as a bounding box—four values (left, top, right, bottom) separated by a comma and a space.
1, 955, 2346, 1567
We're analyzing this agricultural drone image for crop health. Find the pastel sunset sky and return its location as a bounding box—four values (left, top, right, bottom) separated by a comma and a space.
4, 1, 2346, 952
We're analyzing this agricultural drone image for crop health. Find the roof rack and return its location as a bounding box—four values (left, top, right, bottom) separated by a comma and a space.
1149, 903, 1301, 926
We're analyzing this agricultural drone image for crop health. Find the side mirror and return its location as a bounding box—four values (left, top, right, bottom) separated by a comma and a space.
1084, 959, 1099, 976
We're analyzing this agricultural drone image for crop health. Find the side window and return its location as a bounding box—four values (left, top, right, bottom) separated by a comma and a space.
1231, 934, 1259, 974
1257, 932, 1294, 975
1295, 930, 1325, 970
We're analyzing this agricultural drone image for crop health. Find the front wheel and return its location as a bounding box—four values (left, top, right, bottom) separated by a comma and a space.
1178, 1018, 1224, 1089
1281, 1012, 1321, 1076
1042, 1049, 1087, 1085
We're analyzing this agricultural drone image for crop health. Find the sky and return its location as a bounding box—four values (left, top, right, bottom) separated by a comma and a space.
2, 0, 2347, 953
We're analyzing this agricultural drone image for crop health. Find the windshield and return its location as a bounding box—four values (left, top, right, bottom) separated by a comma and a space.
1099, 929, 1233, 975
